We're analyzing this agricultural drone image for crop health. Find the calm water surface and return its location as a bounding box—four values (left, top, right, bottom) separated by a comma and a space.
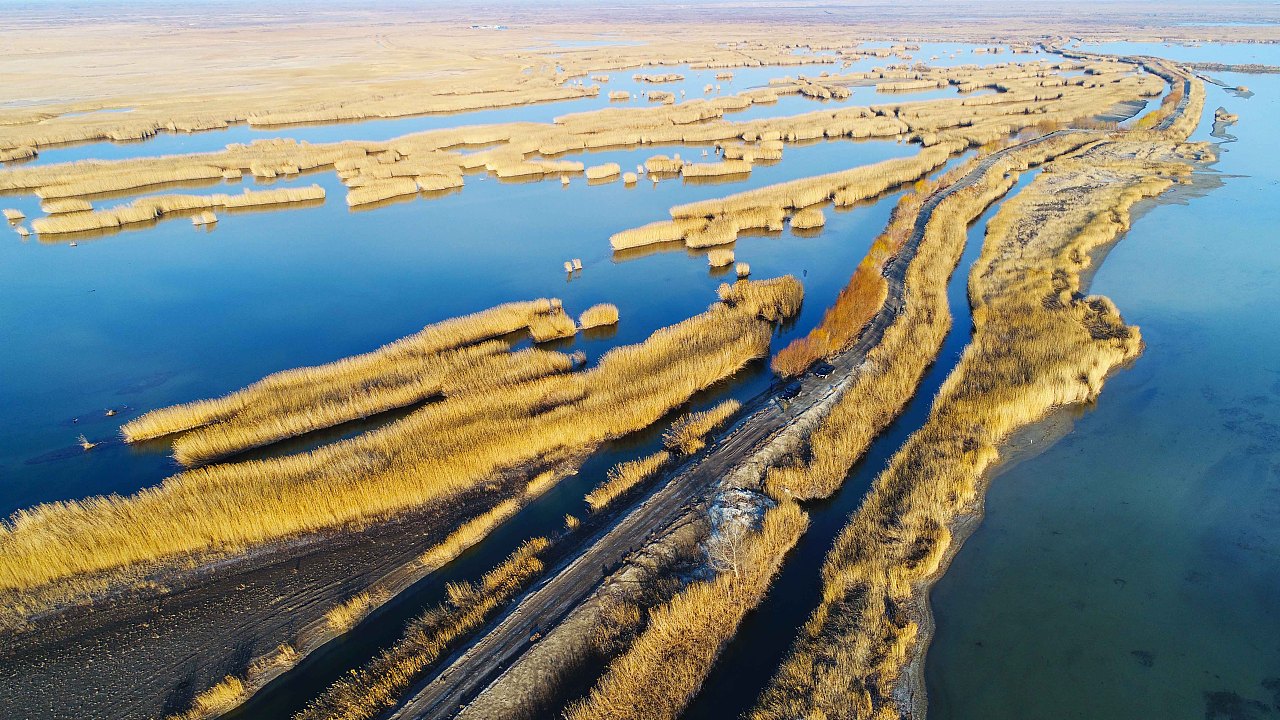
927, 65, 1280, 719
0, 134, 922, 516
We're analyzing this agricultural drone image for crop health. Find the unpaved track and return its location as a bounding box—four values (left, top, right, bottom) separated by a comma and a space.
390, 130, 1081, 720
0, 484, 500, 720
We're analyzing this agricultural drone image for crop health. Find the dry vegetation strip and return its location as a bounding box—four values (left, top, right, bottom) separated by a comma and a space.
585, 397, 741, 511
122, 300, 565, 464
751, 138, 1202, 719
295, 539, 549, 720
663, 399, 742, 455
566, 500, 807, 720
609, 146, 959, 253
0, 278, 802, 603
767, 132, 1098, 501
585, 451, 672, 512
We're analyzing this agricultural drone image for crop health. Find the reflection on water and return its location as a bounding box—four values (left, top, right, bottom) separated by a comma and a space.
927, 64, 1280, 720
11, 43, 1022, 168
0, 129, 923, 515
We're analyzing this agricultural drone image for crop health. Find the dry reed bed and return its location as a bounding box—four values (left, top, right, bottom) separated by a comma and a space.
681, 160, 752, 178
608, 145, 961, 254
295, 538, 550, 720
751, 138, 1200, 720
3, 63, 1147, 224
586, 163, 622, 181
585, 451, 672, 512
663, 399, 741, 455
578, 303, 620, 329
766, 131, 1098, 502
0, 278, 802, 600
770, 188, 926, 377
1, 139, 366, 199
124, 300, 562, 464
29, 186, 327, 235
566, 499, 808, 720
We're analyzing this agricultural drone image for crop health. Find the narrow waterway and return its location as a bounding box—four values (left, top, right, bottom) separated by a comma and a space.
926, 68, 1280, 719
679, 168, 1044, 720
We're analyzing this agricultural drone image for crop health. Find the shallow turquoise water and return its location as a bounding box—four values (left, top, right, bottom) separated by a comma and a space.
926, 66, 1280, 719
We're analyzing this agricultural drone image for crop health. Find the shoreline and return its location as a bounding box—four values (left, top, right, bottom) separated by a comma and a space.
896, 160, 1222, 720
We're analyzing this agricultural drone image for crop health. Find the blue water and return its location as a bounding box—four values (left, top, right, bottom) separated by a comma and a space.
0, 133, 922, 516
927, 62, 1280, 720
11, 45, 1025, 169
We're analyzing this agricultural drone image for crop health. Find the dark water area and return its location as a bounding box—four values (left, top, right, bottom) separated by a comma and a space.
926, 63, 1280, 720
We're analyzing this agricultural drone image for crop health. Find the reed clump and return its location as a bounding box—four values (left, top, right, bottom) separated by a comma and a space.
579, 303, 620, 329
325, 588, 391, 632
645, 154, 685, 174
192, 210, 217, 226
608, 91, 631, 101
634, 74, 685, 83
707, 248, 735, 268
681, 160, 752, 178
751, 139, 1190, 720
663, 399, 741, 455
765, 132, 1097, 501
1, 279, 802, 599
566, 499, 808, 720
736, 262, 751, 278
528, 309, 578, 342
3, 208, 24, 221
40, 198, 92, 214
296, 539, 549, 720
418, 499, 521, 570
585, 451, 671, 512
586, 163, 622, 181
609, 218, 705, 251
122, 300, 564, 459
346, 178, 419, 207
789, 206, 825, 229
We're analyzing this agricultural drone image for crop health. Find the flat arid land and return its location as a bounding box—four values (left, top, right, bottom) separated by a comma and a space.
2, 2, 1278, 719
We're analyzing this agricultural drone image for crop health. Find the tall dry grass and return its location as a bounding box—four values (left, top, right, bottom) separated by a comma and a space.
528, 309, 578, 342
789, 206, 825, 229
771, 190, 925, 376
766, 132, 1097, 500
295, 539, 549, 720
707, 248, 735, 268
123, 300, 563, 462
751, 139, 1192, 720
1, 279, 802, 600
586, 163, 621, 181
682, 160, 752, 178
663, 399, 741, 455
579, 304, 620, 329
565, 499, 808, 720
585, 451, 671, 512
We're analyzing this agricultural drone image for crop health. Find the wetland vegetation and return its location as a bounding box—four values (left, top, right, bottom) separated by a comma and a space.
1, 3, 1275, 720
